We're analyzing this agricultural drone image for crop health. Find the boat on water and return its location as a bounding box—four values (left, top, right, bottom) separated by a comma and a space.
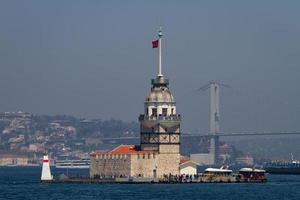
202, 167, 235, 182
264, 154, 300, 174
238, 168, 267, 182
264, 160, 300, 174
200, 166, 266, 183
55, 158, 90, 169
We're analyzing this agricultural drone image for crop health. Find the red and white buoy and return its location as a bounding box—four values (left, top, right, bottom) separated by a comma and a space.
41, 155, 53, 182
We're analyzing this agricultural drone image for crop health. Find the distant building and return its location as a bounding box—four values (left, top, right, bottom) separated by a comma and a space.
85, 138, 102, 146
0, 154, 28, 166
179, 160, 198, 175
220, 153, 231, 163
50, 122, 61, 130
190, 153, 215, 166
8, 135, 24, 143
219, 143, 232, 154
236, 156, 254, 166
29, 143, 44, 152
219, 143, 232, 163
0, 111, 31, 119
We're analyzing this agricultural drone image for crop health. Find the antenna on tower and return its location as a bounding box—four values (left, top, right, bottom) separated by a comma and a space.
158, 27, 163, 77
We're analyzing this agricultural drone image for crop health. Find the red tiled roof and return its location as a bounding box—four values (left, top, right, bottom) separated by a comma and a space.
180, 159, 190, 164
180, 159, 199, 165
90, 145, 158, 156
110, 145, 138, 154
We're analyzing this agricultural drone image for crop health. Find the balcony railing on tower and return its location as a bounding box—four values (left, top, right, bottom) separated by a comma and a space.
139, 114, 181, 122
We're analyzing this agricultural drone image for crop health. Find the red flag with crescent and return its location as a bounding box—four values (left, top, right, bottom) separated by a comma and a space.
152, 40, 158, 48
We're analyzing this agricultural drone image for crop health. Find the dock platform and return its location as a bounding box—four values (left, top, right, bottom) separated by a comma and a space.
42, 175, 267, 184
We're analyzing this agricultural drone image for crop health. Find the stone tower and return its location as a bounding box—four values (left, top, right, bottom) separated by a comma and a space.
139, 76, 181, 153
89, 28, 181, 179
139, 28, 181, 176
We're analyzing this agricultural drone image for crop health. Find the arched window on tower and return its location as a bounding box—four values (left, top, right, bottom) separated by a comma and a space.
162, 108, 168, 116
146, 108, 149, 115
152, 108, 157, 117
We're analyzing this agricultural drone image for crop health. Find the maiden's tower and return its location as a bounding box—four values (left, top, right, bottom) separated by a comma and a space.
90, 28, 181, 178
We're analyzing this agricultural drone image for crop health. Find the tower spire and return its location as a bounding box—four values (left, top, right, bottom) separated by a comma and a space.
158, 27, 163, 77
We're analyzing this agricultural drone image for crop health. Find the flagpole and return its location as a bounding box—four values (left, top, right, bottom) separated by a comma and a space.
158, 27, 163, 77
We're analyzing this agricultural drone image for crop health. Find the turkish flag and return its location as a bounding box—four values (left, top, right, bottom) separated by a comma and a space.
152, 40, 158, 48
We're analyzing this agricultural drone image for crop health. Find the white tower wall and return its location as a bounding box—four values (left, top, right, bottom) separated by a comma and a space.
41, 155, 53, 181
146, 104, 176, 116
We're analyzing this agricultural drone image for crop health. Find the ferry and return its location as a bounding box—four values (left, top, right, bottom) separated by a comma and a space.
202, 167, 235, 182
264, 154, 300, 174
264, 160, 300, 174
55, 158, 90, 169
238, 168, 267, 182
200, 166, 267, 183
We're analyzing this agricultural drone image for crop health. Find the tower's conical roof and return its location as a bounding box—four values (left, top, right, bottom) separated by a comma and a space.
146, 76, 175, 103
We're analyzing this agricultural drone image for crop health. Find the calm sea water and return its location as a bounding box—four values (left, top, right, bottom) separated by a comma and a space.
0, 167, 300, 200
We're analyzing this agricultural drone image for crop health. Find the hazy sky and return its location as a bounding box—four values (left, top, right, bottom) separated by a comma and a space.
0, 1, 300, 133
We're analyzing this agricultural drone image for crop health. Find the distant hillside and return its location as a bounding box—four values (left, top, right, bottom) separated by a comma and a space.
0, 112, 139, 158
1, 114, 139, 138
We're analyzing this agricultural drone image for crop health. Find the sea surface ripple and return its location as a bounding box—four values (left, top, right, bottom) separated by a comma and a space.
0, 167, 300, 200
